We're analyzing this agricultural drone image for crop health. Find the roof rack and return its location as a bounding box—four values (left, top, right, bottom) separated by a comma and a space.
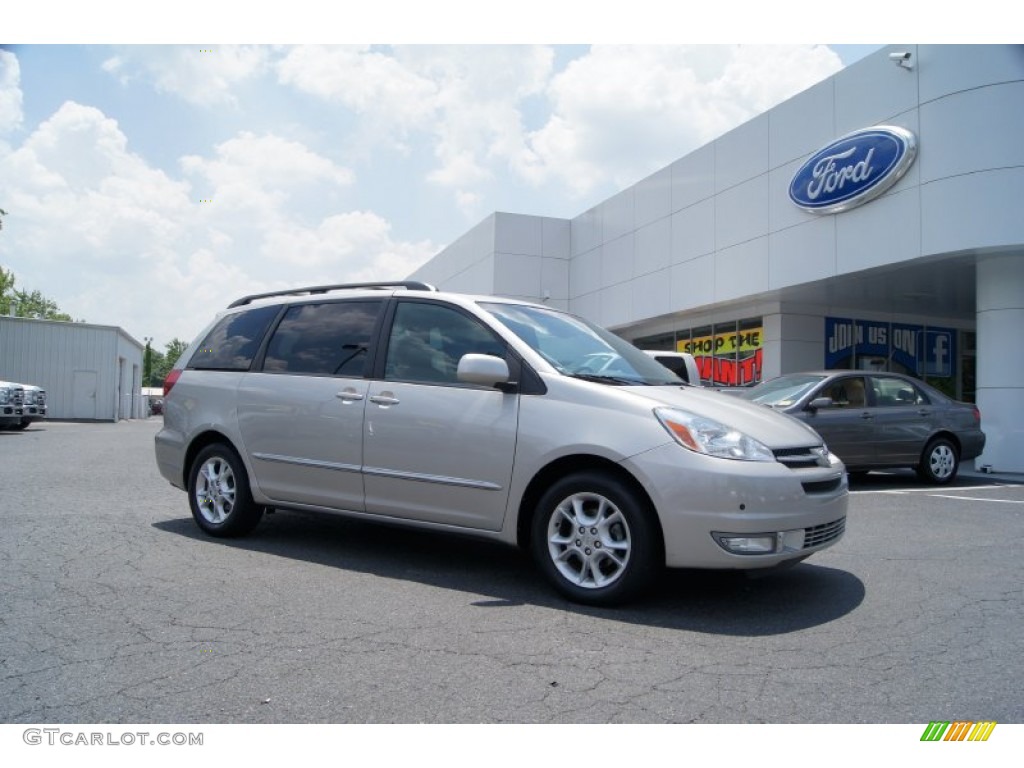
228, 281, 438, 308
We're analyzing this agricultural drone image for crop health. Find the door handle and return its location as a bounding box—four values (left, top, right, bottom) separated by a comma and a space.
860, 411, 873, 419
369, 393, 400, 406
336, 389, 364, 403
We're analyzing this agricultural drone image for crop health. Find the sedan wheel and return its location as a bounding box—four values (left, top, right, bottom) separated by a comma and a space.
917, 437, 959, 485
532, 472, 659, 605
188, 444, 263, 537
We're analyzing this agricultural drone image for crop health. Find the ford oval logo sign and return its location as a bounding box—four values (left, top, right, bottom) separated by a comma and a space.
789, 125, 917, 214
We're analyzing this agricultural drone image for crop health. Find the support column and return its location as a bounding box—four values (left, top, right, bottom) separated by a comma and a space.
975, 253, 1024, 473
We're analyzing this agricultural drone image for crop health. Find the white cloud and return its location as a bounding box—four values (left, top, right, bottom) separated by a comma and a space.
0, 50, 24, 136
515, 44, 843, 196
0, 100, 439, 346
102, 45, 270, 106
278, 45, 554, 205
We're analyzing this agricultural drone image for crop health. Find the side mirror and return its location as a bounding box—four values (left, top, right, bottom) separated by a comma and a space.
807, 396, 833, 412
457, 354, 513, 389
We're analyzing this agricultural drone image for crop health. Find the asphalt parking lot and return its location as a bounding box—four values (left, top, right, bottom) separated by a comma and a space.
1, 419, 1022, 723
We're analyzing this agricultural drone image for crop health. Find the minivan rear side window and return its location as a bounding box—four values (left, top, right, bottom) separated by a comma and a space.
189, 305, 279, 371
263, 301, 382, 376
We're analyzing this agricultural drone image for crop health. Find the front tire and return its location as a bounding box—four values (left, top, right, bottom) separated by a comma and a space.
188, 444, 263, 537
531, 472, 660, 606
917, 437, 959, 485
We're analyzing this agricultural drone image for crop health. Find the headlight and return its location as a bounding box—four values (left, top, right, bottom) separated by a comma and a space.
654, 407, 775, 462
0, 389, 9, 405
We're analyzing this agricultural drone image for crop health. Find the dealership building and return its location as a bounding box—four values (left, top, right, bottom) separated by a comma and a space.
410, 44, 1024, 473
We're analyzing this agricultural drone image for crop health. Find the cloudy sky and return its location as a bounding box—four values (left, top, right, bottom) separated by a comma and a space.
0, 5, 898, 348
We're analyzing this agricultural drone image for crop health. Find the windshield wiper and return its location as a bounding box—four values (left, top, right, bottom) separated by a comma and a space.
568, 373, 649, 386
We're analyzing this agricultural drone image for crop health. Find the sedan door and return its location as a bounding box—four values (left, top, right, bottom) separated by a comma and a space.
798, 375, 875, 466
863, 375, 935, 464
362, 300, 519, 531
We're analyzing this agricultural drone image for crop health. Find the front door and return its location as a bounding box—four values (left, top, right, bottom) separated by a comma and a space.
362, 300, 519, 531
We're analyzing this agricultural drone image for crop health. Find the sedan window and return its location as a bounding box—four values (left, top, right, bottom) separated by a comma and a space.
821, 377, 868, 408
872, 376, 929, 406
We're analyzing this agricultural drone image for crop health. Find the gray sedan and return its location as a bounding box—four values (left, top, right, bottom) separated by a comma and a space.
737, 371, 986, 484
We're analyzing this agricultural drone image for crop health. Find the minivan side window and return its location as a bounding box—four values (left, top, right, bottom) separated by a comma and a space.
262, 301, 382, 376
384, 302, 504, 384
189, 305, 279, 371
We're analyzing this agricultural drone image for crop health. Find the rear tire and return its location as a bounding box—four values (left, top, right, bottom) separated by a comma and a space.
531, 471, 660, 606
917, 437, 959, 485
188, 444, 263, 537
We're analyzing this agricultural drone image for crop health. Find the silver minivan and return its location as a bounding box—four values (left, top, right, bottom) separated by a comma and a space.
155, 282, 847, 605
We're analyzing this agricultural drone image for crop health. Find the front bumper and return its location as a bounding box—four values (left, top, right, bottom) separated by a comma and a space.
622, 442, 849, 569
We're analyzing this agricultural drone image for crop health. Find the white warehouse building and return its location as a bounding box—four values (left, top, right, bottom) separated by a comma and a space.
0, 316, 146, 421
410, 44, 1024, 474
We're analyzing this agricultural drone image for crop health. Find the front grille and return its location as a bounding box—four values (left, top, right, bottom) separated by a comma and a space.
803, 518, 846, 549
774, 445, 829, 469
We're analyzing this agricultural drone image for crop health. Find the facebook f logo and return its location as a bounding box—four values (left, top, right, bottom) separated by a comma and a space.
926, 331, 953, 377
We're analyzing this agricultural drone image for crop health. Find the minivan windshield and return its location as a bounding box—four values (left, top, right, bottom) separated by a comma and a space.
481, 302, 682, 386
740, 373, 827, 407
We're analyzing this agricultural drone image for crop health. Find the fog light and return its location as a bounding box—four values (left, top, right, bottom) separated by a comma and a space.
714, 533, 778, 554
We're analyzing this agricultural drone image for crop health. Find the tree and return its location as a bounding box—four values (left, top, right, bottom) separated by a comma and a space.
150, 338, 189, 386
1, 263, 77, 321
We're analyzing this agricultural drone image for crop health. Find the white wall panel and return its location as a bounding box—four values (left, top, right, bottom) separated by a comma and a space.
769, 77, 836, 170
634, 217, 671, 277
670, 253, 715, 308
599, 282, 632, 328
919, 44, 1024, 104
977, 307, 1024, 388
635, 165, 672, 228
670, 199, 715, 264
921, 168, 1024, 256
833, 45, 920, 133
569, 248, 602, 299
715, 174, 769, 251
571, 206, 602, 256
541, 257, 569, 301
715, 113, 769, 192
714, 238, 769, 303
493, 253, 542, 298
494, 213, 542, 256
541, 217, 571, 259
630, 269, 673, 323
670, 143, 715, 213
836, 186, 921, 273
769, 216, 837, 289
601, 234, 634, 287
570, 291, 600, 324
919, 82, 1024, 183
602, 188, 635, 243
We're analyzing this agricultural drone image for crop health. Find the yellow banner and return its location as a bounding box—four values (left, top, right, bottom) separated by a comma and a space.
680, 327, 762, 356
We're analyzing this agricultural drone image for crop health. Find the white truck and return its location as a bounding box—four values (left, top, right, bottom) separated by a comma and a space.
0, 380, 25, 429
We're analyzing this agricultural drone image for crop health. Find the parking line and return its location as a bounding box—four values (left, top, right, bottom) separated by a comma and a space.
851, 483, 1022, 495
930, 495, 1024, 504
